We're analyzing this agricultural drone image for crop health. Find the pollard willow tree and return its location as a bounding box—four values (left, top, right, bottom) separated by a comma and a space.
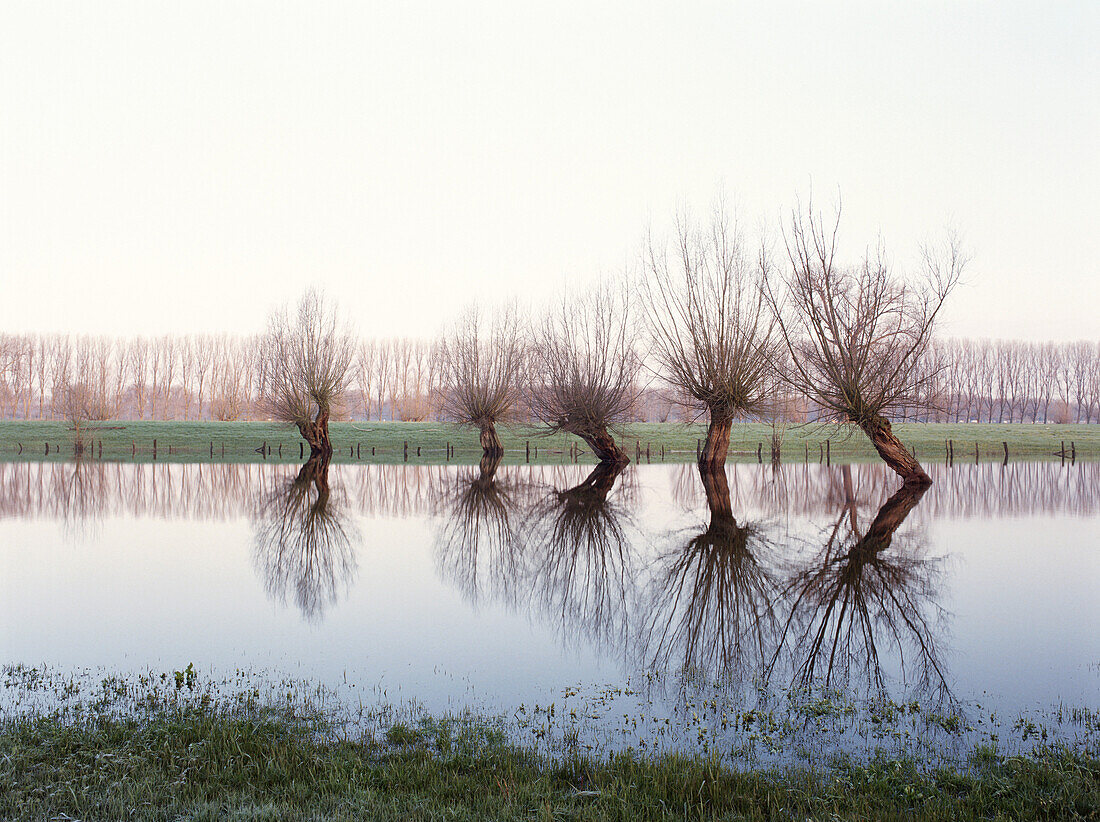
527, 284, 641, 465
260, 290, 355, 459
642, 206, 780, 469
764, 203, 966, 486
440, 305, 526, 457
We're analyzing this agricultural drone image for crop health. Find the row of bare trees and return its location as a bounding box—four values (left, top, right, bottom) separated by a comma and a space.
0, 332, 448, 424
4, 203, 1099, 483
929, 338, 1100, 424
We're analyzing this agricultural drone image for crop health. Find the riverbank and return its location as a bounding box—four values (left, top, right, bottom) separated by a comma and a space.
2, 692, 1095, 821
0, 420, 1096, 465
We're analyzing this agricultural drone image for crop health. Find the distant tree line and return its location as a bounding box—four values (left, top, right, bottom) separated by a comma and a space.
2, 326, 1096, 428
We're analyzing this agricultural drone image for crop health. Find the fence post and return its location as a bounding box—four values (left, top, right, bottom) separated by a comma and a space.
1002, 441, 1008, 466
826, 439, 830, 466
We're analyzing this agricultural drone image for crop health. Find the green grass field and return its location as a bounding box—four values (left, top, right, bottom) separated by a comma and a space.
2, 677, 1096, 821
0, 420, 1096, 464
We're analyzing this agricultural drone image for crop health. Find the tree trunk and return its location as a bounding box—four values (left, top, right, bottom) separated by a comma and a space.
698, 412, 732, 469
296, 408, 333, 458
479, 423, 504, 458
859, 415, 931, 486
576, 427, 630, 466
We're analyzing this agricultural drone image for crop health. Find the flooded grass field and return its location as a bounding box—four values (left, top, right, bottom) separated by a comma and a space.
2, 457, 1097, 771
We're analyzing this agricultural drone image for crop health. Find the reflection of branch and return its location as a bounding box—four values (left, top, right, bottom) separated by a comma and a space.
768, 482, 951, 702
251, 456, 359, 622
638, 465, 780, 689
518, 462, 637, 652
55, 457, 105, 540
434, 454, 523, 606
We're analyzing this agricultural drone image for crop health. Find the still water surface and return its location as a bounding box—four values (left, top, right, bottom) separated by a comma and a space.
2, 459, 1097, 758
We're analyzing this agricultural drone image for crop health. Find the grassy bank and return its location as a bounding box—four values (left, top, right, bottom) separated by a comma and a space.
0, 420, 1097, 465
2, 693, 1096, 821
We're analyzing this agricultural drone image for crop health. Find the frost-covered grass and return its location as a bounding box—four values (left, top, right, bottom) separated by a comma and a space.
0, 420, 1096, 464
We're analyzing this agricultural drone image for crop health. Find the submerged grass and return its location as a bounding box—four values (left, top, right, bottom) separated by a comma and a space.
0, 420, 1097, 465
4, 698, 1097, 820
2, 667, 1098, 821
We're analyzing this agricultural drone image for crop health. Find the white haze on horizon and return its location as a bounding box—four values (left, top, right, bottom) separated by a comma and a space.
0, 1, 1097, 343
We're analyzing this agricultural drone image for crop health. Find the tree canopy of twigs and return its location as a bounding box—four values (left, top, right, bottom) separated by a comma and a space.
642, 205, 780, 468
259, 289, 354, 458
527, 284, 641, 464
440, 305, 526, 456
764, 202, 966, 485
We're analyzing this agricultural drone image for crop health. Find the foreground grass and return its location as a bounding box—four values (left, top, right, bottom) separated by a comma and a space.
0, 420, 1097, 465
3, 699, 1097, 821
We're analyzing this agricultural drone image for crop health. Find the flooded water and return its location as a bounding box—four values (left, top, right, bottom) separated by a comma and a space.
2, 458, 1098, 762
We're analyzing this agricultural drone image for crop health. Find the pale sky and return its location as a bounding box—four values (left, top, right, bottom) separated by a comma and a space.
1, 1, 1097, 342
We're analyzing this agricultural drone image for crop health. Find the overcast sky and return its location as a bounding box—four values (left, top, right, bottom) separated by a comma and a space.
1, 1, 1097, 342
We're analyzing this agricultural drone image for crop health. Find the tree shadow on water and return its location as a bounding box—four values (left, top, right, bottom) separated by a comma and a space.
636, 464, 782, 695
433, 453, 528, 608
515, 461, 639, 653
766, 469, 952, 704
251, 455, 360, 622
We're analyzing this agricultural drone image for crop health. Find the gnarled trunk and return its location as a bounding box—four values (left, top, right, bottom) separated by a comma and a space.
576, 427, 630, 466
479, 423, 504, 458
699, 411, 732, 469
859, 415, 930, 486
296, 408, 333, 459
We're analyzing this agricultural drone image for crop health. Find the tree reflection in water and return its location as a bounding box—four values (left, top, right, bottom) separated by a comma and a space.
517, 462, 638, 652
637, 464, 781, 690
434, 453, 525, 607
251, 455, 359, 622
767, 468, 950, 702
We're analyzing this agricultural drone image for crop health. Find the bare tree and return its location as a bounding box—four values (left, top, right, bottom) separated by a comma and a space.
441, 304, 527, 457
642, 207, 780, 468
764, 203, 966, 485
527, 284, 641, 464
259, 290, 354, 458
